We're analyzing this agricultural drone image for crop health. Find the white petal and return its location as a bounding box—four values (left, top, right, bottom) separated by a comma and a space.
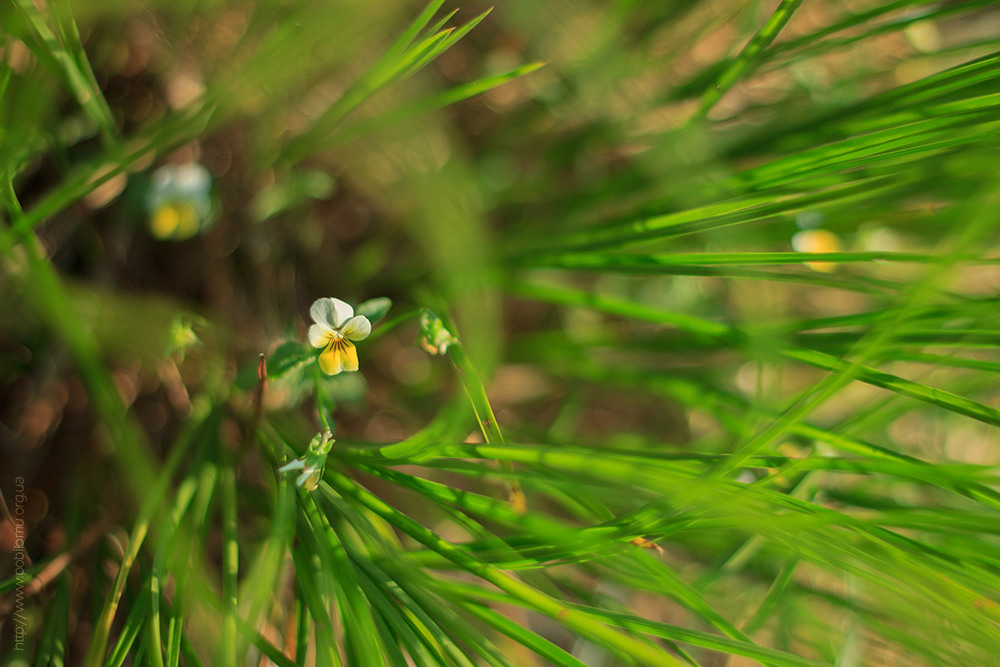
329, 298, 355, 327
151, 165, 174, 190
278, 459, 305, 473
340, 315, 371, 341
308, 323, 335, 348
175, 163, 211, 196
310, 297, 354, 328
309, 298, 334, 326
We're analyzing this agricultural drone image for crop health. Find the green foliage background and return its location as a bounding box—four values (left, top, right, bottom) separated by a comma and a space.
3, 0, 1000, 665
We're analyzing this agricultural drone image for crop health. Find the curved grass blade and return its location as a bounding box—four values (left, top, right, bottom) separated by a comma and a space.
3, 0, 116, 142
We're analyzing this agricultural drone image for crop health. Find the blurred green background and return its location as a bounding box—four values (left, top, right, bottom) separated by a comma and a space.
4, 1, 1000, 665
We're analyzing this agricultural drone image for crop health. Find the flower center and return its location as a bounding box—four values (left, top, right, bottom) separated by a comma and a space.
324, 334, 351, 355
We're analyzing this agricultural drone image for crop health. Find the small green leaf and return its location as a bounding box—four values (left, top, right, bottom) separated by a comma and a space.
356, 297, 392, 323
268, 341, 314, 378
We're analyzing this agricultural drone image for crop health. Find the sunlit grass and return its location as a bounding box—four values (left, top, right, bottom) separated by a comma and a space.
3, 1, 1000, 665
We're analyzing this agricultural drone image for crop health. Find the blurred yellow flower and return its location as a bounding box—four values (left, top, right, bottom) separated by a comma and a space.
792, 228, 842, 273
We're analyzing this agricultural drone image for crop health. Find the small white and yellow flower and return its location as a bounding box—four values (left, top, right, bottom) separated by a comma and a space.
308, 297, 372, 375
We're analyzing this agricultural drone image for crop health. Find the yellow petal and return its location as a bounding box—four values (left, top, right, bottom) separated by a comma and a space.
150, 205, 179, 239
318, 339, 359, 375
341, 340, 359, 372
174, 203, 199, 239
318, 340, 345, 375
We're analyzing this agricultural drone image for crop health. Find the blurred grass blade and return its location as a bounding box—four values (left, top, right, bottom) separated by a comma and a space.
280, 3, 490, 165
330, 62, 545, 147
693, 0, 802, 120
3, 0, 116, 142
459, 601, 589, 667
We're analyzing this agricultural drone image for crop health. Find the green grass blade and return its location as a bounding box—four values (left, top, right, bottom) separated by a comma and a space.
3, 0, 116, 142
219, 463, 239, 666
458, 601, 588, 667
693, 0, 803, 121
323, 470, 687, 667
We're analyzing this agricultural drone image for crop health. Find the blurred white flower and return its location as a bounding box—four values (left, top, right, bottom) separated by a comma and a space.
147, 162, 213, 240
